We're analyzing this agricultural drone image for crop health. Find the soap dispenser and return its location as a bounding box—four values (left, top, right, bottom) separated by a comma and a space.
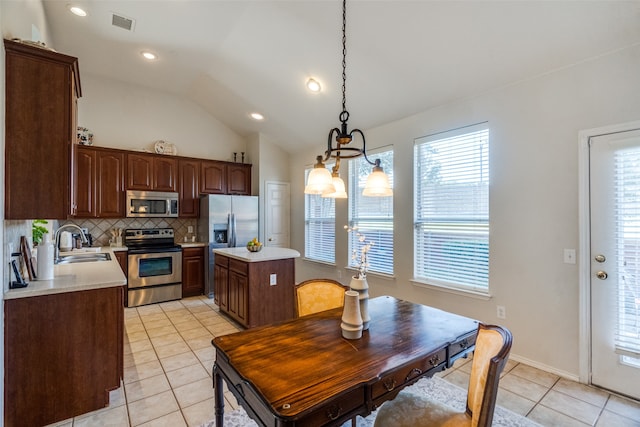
37, 233, 54, 280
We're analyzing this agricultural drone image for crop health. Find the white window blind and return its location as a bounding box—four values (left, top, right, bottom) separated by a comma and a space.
305, 167, 335, 263
414, 124, 489, 290
348, 149, 394, 275
614, 147, 640, 357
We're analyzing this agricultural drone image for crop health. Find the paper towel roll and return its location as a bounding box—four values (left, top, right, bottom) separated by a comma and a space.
37, 233, 54, 280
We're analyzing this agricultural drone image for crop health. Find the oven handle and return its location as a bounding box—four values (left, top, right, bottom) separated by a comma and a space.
127, 247, 182, 255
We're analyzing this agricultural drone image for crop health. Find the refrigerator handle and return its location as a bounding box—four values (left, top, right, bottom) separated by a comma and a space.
229, 213, 236, 247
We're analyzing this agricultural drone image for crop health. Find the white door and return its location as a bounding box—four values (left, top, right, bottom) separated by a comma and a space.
264, 181, 290, 248
590, 127, 640, 399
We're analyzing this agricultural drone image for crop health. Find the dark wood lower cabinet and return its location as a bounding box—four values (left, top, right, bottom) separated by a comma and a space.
182, 246, 205, 297
114, 250, 129, 306
4, 286, 124, 427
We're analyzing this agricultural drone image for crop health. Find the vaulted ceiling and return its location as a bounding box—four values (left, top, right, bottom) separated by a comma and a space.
42, 1, 640, 154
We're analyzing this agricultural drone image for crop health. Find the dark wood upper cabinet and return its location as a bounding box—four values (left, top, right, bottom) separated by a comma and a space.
227, 164, 252, 195
179, 159, 200, 218
4, 39, 81, 219
74, 146, 125, 218
127, 153, 154, 190
200, 160, 227, 194
154, 156, 178, 192
74, 147, 97, 217
96, 149, 125, 217
127, 153, 177, 192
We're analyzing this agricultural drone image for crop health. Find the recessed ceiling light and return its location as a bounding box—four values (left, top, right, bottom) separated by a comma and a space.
69, 6, 87, 17
141, 51, 157, 61
250, 113, 264, 121
306, 78, 321, 92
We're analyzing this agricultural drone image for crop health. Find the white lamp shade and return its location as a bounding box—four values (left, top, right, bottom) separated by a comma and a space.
305, 166, 335, 194
322, 175, 348, 198
363, 169, 393, 197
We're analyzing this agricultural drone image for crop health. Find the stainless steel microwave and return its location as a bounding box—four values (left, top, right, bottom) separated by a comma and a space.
126, 190, 179, 218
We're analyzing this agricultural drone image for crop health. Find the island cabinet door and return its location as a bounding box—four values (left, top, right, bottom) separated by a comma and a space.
228, 269, 248, 325
214, 255, 229, 309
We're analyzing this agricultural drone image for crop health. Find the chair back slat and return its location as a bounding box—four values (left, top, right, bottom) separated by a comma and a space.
466, 324, 513, 427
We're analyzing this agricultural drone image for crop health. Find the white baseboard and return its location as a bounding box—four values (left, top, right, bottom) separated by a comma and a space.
509, 353, 580, 383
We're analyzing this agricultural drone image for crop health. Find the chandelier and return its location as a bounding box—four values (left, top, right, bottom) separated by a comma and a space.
304, 0, 392, 199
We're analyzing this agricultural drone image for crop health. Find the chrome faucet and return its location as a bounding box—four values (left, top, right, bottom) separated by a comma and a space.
54, 224, 89, 263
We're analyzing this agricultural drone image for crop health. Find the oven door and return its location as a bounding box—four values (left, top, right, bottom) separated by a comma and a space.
128, 250, 182, 289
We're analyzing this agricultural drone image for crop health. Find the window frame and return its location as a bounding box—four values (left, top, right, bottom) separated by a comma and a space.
348, 147, 394, 277
413, 123, 490, 295
304, 165, 336, 264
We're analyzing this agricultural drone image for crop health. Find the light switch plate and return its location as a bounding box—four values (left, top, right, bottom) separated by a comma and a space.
270, 274, 277, 286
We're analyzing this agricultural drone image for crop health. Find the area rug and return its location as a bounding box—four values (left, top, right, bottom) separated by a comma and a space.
200, 376, 542, 426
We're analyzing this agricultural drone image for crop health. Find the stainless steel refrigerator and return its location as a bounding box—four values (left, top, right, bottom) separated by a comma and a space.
198, 195, 259, 298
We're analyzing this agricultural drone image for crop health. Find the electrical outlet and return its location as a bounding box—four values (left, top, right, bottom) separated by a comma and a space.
497, 305, 506, 319
187, 226, 193, 233
337, 269, 342, 279
270, 274, 277, 286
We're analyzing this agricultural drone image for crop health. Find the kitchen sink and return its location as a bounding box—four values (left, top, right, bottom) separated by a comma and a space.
56, 252, 112, 264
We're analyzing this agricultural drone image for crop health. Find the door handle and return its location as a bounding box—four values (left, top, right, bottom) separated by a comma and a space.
596, 271, 608, 280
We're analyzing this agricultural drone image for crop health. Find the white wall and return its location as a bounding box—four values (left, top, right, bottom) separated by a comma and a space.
291, 43, 640, 378
78, 74, 246, 161
247, 133, 291, 243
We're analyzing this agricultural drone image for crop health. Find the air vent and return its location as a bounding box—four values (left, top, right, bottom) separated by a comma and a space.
111, 13, 135, 31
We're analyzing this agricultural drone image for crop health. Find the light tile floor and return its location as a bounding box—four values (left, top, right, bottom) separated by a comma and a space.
47, 296, 640, 426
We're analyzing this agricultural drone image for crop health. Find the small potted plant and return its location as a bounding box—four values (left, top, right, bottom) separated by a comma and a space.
32, 219, 49, 246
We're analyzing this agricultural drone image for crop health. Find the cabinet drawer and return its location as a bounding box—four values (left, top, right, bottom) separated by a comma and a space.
448, 330, 477, 368
372, 347, 447, 401
229, 258, 248, 275
294, 387, 364, 426
215, 255, 229, 268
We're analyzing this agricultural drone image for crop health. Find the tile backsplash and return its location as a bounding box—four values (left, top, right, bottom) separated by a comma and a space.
59, 218, 199, 247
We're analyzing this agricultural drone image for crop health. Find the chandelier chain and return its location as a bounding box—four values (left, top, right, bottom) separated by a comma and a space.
341, 0, 347, 114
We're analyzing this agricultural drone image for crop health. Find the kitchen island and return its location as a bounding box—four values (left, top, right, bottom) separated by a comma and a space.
213, 247, 300, 328
4, 248, 126, 427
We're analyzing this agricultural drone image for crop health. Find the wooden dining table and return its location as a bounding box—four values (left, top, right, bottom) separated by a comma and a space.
211, 295, 479, 427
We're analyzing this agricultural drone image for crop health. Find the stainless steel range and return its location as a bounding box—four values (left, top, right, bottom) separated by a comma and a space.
125, 228, 182, 307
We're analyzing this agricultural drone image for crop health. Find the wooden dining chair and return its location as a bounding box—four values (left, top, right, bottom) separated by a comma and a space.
294, 279, 349, 317
373, 323, 513, 427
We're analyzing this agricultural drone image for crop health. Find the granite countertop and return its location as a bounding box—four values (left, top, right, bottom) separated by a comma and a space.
4, 247, 126, 300
213, 246, 300, 262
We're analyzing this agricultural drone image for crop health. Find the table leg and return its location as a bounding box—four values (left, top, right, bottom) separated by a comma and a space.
213, 363, 224, 426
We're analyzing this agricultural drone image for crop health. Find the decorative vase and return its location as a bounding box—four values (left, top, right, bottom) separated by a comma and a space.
341, 290, 363, 339
349, 276, 370, 330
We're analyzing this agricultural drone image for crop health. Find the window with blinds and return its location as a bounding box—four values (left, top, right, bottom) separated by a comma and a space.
348, 149, 394, 275
304, 167, 336, 263
414, 123, 489, 291
614, 147, 640, 359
